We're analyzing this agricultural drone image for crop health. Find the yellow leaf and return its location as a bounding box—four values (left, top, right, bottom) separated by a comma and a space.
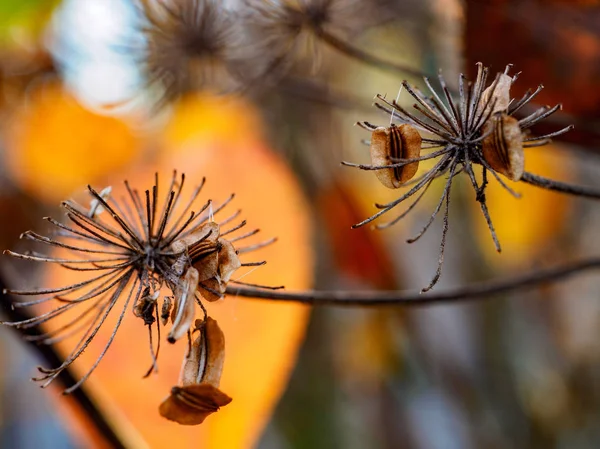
473, 145, 573, 267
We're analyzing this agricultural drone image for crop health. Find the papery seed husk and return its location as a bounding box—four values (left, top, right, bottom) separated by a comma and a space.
481, 73, 512, 115
159, 384, 232, 426
171, 222, 221, 276
482, 113, 524, 181
168, 267, 199, 342
199, 278, 224, 302
182, 317, 225, 387
370, 124, 421, 189
216, 239, 241, 283
160, 297, 172, 326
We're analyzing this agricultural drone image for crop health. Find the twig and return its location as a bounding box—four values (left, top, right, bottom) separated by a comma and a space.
521, 172, 600, 199
317, 29, 431, 80
226, 257, 600, 306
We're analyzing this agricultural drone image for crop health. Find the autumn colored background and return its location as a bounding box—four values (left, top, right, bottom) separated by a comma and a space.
0, 0, 600, 448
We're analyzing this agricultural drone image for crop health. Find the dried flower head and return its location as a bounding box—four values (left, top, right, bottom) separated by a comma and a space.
346, 63, 574, 292
135, 0, 243, 103
2, 172, 278, 397
238, 0, 401, 78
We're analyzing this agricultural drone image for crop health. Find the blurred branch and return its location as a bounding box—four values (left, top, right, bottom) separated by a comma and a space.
317, 30, 431, 79
227, 257, 600, 305
522, 172, 600, 199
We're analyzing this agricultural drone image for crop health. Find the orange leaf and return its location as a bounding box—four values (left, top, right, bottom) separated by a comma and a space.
3, 81, 141, 203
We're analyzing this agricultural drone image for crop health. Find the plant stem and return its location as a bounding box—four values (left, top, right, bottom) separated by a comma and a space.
521, 172, 600, 199
317, 29, 430, 80
227, 257, 600, 306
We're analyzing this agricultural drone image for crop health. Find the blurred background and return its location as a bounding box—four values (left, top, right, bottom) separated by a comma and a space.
0, 0, 599, 447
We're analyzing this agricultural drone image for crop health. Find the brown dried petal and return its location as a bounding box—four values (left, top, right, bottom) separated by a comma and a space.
182, 317, 225, 387
159, 384, 232, 426
481, 73, 512, 115
370, 124, 421, 189
168, 267, 199, 343
482, 113, 524, 181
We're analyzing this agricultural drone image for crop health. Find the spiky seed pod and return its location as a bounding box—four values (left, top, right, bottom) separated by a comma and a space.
1, 172, 278, 394
238, 0, 405, 78
135, 0, 243, 104
482, 113, 524, 181
346, 63, 574, 292
369, 124, 422, 189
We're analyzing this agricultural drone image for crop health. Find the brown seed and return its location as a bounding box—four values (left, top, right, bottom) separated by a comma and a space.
370, 124, 421, 189
482, 113, 524, 181
181, 317, 225, 387
159, 384, 232, 426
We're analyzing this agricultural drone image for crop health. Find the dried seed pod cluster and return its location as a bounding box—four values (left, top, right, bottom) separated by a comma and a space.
1, 172, 278, 424
346, 63, 574, 291
131, 0, 414, 103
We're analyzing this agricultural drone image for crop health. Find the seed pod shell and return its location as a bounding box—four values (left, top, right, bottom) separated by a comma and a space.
159, 384, 232, 426
481, 73, 512, 115
370, 124, 421, 189
482, 113, 524, 181
168, 267, 199, 342
182, 317, 225, 387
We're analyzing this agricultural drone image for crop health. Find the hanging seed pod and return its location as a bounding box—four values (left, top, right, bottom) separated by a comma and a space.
158, 384, 232, 426
167, 267, 200, 343
481, 72, 513, 115
369, 124, 421, 189
160, 317, 231, 425
481, 113, 524, 181
181, 317, 225, 387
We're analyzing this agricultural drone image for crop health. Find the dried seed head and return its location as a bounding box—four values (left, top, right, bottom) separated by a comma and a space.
159, 384, 232, 426
482, 113, 524, 181
238, 0, 405, 78
348, 63, 573, 292
1, 171, 277, 393
135, 0, 243, 103
369, 124, 421, 189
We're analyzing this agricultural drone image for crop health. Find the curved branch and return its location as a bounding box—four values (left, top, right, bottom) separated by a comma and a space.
521, 172, 600, 199
317, 29, 431, 80
226, 257, 600, 306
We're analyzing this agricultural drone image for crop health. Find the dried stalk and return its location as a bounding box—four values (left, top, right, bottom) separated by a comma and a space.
226, 257, 600, 306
